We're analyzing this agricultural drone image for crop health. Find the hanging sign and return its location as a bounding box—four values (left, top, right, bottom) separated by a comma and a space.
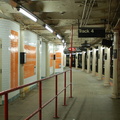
78, 27, 105, 37
68, 47, 76, 51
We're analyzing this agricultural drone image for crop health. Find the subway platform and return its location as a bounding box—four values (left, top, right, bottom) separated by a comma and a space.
0, 68, 120, 120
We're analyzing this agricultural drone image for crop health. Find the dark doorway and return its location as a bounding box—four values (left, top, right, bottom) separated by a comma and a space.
110, 47, 113, 78
96, 50, 98, 72
85, 52, 87, 69
78, 53, 82, 68
71, 54, 76, 67
66, 54, 69, 67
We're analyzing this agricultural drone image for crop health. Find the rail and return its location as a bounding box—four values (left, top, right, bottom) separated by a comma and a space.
0, 69, 72, 120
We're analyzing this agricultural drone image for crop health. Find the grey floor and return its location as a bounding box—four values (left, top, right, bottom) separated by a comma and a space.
0, 69, 120, 120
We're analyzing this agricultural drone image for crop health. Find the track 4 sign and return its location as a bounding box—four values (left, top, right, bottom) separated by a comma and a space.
78, 27, 105, 37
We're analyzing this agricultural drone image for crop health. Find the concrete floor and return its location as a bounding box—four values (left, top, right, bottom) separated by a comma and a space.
0, 69, 120, 120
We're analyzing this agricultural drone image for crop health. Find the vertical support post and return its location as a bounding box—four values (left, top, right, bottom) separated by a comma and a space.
104, 47, 110, 86
20, 31, 25, 98
92, 47, 96, 76
54, 75, 59, 118
112, 31, 119, 98
63, 72, 67, 106
70, 69, 72, 98
39, 81, 42, 120
87, 49, 91, 73
4, 93, 8, 120
82, 51, 85, 71
70, 25, 73, 98
98, 46, 103, 80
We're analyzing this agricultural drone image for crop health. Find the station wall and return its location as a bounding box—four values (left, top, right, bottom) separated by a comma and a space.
21, 30, 38, 84
0, 19, 20, 100
0, 18, 65, 103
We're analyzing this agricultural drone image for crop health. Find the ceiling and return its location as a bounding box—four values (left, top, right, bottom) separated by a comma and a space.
0, 0, 120, 48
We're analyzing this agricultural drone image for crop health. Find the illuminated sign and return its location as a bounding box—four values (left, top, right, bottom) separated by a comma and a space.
78, 27, 105, 37
68, 47, 76, 51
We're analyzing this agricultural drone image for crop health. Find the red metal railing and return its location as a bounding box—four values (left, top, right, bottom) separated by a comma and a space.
0, 69, 72, 120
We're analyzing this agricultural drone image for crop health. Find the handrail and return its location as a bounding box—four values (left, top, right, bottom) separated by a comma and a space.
0, 69, 72, 120
0, 69, 70, 96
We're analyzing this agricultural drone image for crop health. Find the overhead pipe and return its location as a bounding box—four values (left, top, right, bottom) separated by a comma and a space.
108, 0, 112, 25
83, 0, 93, 26
111, 0, 120, 26
84, 0, 96, 26
80, 0, 88, 27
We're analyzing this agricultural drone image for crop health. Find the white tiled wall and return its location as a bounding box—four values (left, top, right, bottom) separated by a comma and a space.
54, 45, 64, 72
49, 43, 54, 75
21, 30, 38, 84
0, 19, 20, 99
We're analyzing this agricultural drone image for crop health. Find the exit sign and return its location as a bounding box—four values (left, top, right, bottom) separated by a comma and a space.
78, 27, 105, 37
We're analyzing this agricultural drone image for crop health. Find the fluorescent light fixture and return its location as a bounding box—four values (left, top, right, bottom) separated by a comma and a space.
45, 24, 54, 33
17, 7, 37, 22
62, 39, 64, 43
57, 34, 62, 39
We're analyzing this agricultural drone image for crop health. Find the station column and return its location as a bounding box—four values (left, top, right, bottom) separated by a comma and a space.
87, 49, 91, 73
20, 31, 25, 97
112, 31, 119, 98
98, 46, 103, 80
46, 42, 50, 77
104, 47, 110, 86
76, 53, 78, 69
92, 48, 96, 76
82, 51, 85, 71
37, 37, 42, 80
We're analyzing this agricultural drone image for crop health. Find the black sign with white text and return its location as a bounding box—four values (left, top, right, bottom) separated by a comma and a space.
78, 27, 105, 38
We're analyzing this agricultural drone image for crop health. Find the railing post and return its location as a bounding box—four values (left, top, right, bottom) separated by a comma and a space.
70, 69, 73, 98
4, 93, 8, 120
63, 72, 67, 106
54, 75, 59, 118
39, 81, 42, 120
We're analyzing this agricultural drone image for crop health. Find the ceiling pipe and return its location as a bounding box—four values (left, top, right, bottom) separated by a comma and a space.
80, 0, 88, 27
108, 0, 112, 25
84, 0, 96, 26
83, 0, 93, 26
105, 0, 112, 32
111, 0, 120, 26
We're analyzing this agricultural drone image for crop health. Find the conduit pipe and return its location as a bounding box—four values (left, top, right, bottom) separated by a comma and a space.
108, 0, 112, 25
80, 0, 88, 27
111, 0, 120, 26
83, 0, 93, 26
84, 0, 96, 26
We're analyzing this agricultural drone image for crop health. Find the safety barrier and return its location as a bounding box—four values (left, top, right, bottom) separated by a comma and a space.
0, 69, 72, 120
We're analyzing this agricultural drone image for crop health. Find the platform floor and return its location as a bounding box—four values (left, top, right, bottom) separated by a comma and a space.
0, 69, 120, 120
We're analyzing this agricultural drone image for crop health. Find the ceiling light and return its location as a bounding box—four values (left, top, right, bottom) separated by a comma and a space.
45, 24, 54, 33
17, 6, 37, 22
57, 34, 62, 39
62, 39, 64, 43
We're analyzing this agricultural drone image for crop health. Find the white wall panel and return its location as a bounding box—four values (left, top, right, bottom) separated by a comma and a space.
54, 45, 64, 72
21, 30, 37, 84
49, 43, 54, 75
0, 19, 20, 100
